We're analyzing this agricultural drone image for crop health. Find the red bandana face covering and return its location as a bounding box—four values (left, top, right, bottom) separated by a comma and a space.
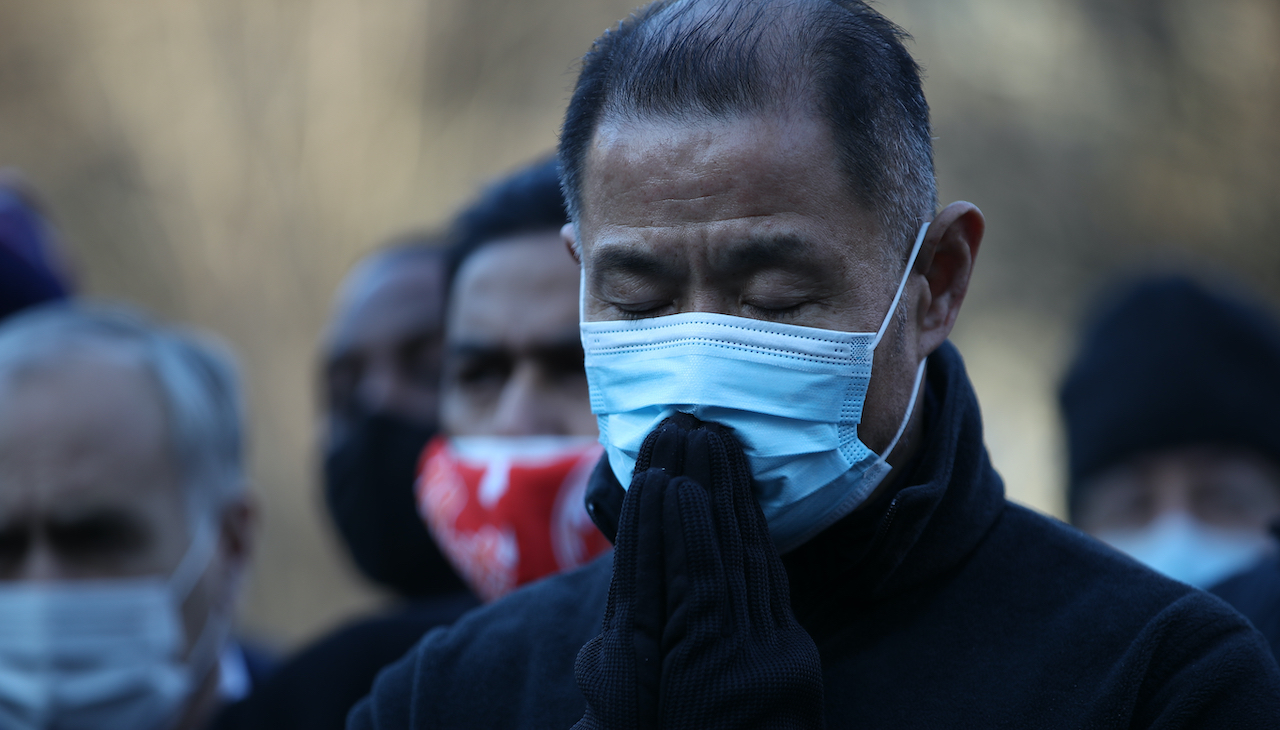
416, 435, 612, 601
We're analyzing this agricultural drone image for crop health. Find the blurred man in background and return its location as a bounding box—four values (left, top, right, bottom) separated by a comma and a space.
0, 304, 258, 730
219, 156, 605, 728
0, 171, 73, 321
1062, 274, 1280, 658
216, 235, 474, 730
417, 155, 609, 602
1062, 275, 1280, 589
321, 235, 466, 600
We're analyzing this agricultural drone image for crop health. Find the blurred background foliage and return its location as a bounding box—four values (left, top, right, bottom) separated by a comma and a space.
0, 0, 1275, 647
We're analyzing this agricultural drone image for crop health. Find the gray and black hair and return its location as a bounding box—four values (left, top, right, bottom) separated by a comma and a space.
0, 302, 246, 523
559, 0, 936, 264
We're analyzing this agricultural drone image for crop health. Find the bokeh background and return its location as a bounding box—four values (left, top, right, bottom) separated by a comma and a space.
1, 0, 1276, 648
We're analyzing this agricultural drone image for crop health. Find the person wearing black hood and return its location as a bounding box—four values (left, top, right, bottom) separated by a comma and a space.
1061, 274, 1280, 656
350, 1, 1280, 727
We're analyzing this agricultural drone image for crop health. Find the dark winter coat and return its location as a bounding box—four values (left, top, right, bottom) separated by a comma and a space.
350, 341, 1280, 728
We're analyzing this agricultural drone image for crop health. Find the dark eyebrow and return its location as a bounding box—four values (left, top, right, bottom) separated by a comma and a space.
394, 330, 443, 354
449, 335, 583, 361
527, 337, 586, 360
592, 234, 828, 282
47, 505, 147, 530
447, 342, 510, 360
590, 245, 680, 282
709, 234, 828, 278
47, 506, 151, 542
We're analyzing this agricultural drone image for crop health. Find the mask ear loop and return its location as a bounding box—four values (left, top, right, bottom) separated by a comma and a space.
872, 221, 930, 349
870, 220, 931, 460
168, 519, 229, 680
168, 520, 217, 601
578, 257, 586, 325
879, 358, 927, 459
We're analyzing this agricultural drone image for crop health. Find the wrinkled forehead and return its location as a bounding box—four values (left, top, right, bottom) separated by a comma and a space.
448, 232, 580, 347
576, 113, 886, 270
583, 114, 843, 217
0, 352, 183, 518
0, 347, 170, 449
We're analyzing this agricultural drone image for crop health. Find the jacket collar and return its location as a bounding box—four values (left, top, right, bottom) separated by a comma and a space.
584, 340, 1006, 624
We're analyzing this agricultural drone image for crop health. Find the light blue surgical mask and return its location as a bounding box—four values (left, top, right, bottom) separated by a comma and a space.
581, 223, 929, 552
0, 523, 226, 730
1096, 512, 1274, 589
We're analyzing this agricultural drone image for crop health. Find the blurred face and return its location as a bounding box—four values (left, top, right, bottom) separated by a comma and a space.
324, 255, 447, 440
1076, 446, 1280, 535
573, 114, 922, 454
440, 232, 595, 437
0, 353, 240, 673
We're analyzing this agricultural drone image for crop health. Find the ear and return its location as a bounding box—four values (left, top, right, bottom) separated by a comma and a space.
215, 494, 256, 608
562, 223, 581, 264
560, 224, 581, 267
913, 202, 984, 357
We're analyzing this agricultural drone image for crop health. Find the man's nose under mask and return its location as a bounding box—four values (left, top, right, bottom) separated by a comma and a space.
1096, 512, 1275, 589
581, 223, 930, 553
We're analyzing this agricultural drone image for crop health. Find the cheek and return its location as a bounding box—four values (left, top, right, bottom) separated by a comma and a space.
548, 379, 596, 437
1192, 480, 1280, 529
572, 412, 600, 439
393, 377, 441, 420
439, 361, 510, 435
859, 336, 912, 451
1075, 479, 1154, 533
567, 394, 599, 439
132, 496, 199, 576
178, 565, 222, 658
439, 389, 483, 436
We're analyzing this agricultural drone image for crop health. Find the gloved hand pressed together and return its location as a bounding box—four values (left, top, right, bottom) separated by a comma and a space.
574, 413, 825, 730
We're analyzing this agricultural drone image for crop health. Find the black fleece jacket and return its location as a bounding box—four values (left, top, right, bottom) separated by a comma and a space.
349, 342, 1280, 728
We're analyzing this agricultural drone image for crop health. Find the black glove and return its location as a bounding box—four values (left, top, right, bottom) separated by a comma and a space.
574, 413, 825, 730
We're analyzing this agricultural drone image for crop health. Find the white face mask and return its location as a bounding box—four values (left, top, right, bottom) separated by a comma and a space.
581, 223, 929, 552
0, 523, 225, 730
1096, 512, 1273, 589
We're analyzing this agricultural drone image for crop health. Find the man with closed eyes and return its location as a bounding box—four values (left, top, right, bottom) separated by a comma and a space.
351, 1, 1280, 727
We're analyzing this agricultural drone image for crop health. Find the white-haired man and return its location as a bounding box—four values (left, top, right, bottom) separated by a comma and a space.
0, 303, 257, 730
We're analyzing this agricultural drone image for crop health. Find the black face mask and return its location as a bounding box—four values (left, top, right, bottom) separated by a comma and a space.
323, 412, 468, 599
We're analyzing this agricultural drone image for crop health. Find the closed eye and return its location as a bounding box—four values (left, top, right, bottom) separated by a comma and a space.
742, 298, 815, 320
745, 298, 807, 312
604, 299, 674, 319
48, 511, 151, 564
453, 354, 512, 387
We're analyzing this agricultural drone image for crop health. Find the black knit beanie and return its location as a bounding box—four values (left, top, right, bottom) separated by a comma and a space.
1059, 275, 1280, 520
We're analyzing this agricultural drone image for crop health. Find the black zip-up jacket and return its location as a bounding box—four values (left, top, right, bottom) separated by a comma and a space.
349, 342, 1280, 728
